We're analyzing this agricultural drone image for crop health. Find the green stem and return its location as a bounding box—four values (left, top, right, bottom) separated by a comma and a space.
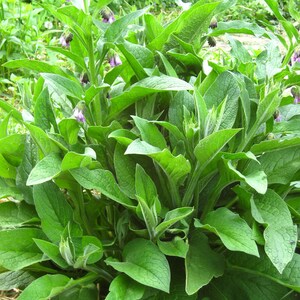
236, 121, 259, 153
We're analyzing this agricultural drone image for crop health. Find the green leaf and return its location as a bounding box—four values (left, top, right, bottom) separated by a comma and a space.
0, 228, 47, 271
132, 116, 167, 149
3, 60, 70, 78
52, 284, 98, 300
0, 100, 22, 122
196, 207, 259, 256
34, 87, 58, 132
0, 111, 12, 138
108, 76, 193, 119
227, 251, 300, 293
156, 51, 178, 78
25, 123, 61, 155
0, 271, 37, 291
41, 73, 83, 100
0, 202, 38, 229
126, 139, 191, 184
194, 128, 241, 167
256, 89, 280, 125
0, 154, 16, 179
144, 14, 164, 43
16, 135, 37, 204
17, 274, 72, 300
106, 239, 170, 293
106, 274, 145, 300
27, 153, 62, 186
205, 269, 293, 300
0, 134, 25, 165
34, 239, 68, 269
251, 189, 297, 273
157, 237, 188, 258
185, 230, 224, 295
33, 182, 78, 242
104, 8, 148, 42
114, 144, 136, 198
58, 118, 80, 145
61, 151, 93, 171
247, 146, 300, 185
227, 35, 252, 64
70, 168, 135, 208
251, 136, 300, 154
148, 2, 219, 51
155, 207, 194, 238
204, 71, 240, 129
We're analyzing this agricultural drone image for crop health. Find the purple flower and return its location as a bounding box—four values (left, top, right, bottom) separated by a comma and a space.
292, 50, 300, 64
60, 33, 73, 48
273, 110, 281, 122
291, 87, 300, 104
73, 102, 86, 123
109, 54, 122, 67
101, 9, 115, 24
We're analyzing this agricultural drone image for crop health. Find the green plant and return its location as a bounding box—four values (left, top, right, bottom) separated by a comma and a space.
1, 0, 300, 299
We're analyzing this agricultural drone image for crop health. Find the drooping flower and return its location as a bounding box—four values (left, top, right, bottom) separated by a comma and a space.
101, 9, 115, 24
273, 110, 281, 122
109, 54, 122, 67
80, 73, 89, 85
73, 101, 86, 123
60, 33, 73, 48
209, 17, 218, 29
208, 36, 216, 47
291, 87, 300, 104
292, 50, 300, 64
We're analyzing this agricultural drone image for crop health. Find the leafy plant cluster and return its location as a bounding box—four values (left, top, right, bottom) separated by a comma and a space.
1, 0, 300, 299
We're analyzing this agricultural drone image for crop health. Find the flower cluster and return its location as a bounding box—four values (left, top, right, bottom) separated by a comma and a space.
60, 33, 73, 48
109, 54, 122, 67
101, 9, 115, 24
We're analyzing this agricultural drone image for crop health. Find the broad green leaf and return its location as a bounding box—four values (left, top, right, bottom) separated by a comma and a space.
106, 239, 170, 293
247, 146, 300, 185
0, 202, 38, 229
0, 100, 22, 122
157, 237, 188, 258
70, 168, 135, 208
194, 128, 241, 167
0, 134, 25, 165
106, 274, 145, 300
227, 251, 300, 293
204, 71, 240, 129
251, 136, 300, 154
0, 271, 37, 291
255, 42, 282, 80
205, 269, 294, 300
84, 84, 109, 105
155, 207, 194, 238
58, 118, 80, 145
34, 87, 58, 132
114, 144, 136, 198
0, 154, 16, 179
108, 76, 193, 119
53, 284, 98, 300
41, 73, 84, 100
126, 139, 191, 184
227, 35, 252, 64
105, 8, 148, 42
0, 178, 21, 200
144, 14, 164, 43
109, 129, 137, 146
156, 51, 178, 78
196, 208, 259, 256
61, 151, 92, 171
47, 46, 86, 70
25, 123, 61, 155
251, 189, 297, 273
87, 121, 122, 144
185, 230, 224, 295
17, 274, 72, 300
273, 119, 300, 133
33, 182, 77, 242
0, 111, 12, 138
3, 60, 70, 78
210, 20, 267, 37
27, 153, 62, 185
15, 135, 37, 204
148, 2, 219, 51
0, 228, 47, 271
34, 239, 68, 269
256, 89, 280, 125
132, 116, 167, 149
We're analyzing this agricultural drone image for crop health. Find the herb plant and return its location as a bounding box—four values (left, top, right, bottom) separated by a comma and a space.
1, 0, 300, 299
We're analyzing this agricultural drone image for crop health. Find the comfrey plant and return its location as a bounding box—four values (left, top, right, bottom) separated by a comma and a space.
1, 0, 300, 299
